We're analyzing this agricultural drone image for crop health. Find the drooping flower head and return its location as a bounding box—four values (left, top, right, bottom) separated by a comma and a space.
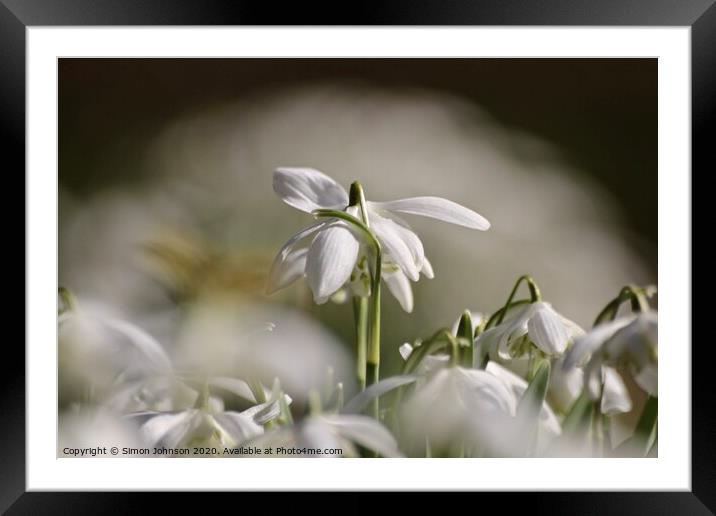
267, 167, 490, 312
563, 311, 658, 411
476, 301, 584, 360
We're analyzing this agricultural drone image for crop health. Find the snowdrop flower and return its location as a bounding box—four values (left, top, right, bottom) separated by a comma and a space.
563, 312, 657, 411
267, 167, 489, 312
399, 366, 520, 456
58, 291, 172, 404
173, 301, 353, 400
476, 301, 584, 360
394, 352, 562, 450
128, 399, 281, 451
243, 414, 402, 457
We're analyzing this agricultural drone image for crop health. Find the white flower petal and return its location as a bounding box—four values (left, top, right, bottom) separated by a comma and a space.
306, 224, 360, 304
604, 312, 658, 368
486, 304, 533, 360
421, 256, 434, 279
322, 414, 403, 458
297, 419, 344, 456
584, 357, 604, 401
212, 412, 263, 444
549, 356, 584, 413
368, 207, 425, 270
266, 220, 327, 294
102, 318, 172, 371
384, 269, 414, 313
600, 367, 633, 415
273, 167, 348, 213
563, 316, 633, 370
371, 196, 490, 230
140, 410, 198, 448
267, 247, 308, 295
560, 316, 586, 339
456, 367, 518, 416
370, 213, 420, 281
208, 377, 258, 403
475, 326, 505, 361
527, 303, 569, 355
342, 374, 420, 414
240, 399, 282, 426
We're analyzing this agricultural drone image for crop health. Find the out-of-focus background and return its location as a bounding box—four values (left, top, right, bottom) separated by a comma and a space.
59, 58, 656, 381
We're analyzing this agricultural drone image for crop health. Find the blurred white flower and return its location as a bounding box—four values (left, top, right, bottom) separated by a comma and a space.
563, 311, 657, 410
173, 300, 354, 401
267, 167, 489, 312
400, 364, 561, 457
127, 399, 281, 451
485, 362, 561, 440
546, 355, 584, 414
246, 414, 402, 457
59, 295, 171, 403
476, 302, 583, 359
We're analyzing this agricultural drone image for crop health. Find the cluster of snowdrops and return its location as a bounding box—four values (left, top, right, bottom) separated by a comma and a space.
58, 167, 658, 458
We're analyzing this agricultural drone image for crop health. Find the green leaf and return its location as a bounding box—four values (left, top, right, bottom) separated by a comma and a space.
614, 396, 657, 457
456, 311, 474, 367
402, 330, 452, 374
562, 392, 596, 437
517, 360, 551, 421
514, 361, 551, 456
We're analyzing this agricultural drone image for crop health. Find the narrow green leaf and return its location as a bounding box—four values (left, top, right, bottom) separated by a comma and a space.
402, 330, 452, 375
456, 311, 473, 368
517, 361, 551, 421
616, 395, 657, 457
515, 361, 550, 456
562, 392, 596, 437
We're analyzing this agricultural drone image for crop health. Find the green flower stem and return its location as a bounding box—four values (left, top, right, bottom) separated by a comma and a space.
482, 275, 542, 332
313, 203, 383, 419
352, 297, 368, 390
484, 298, 531, 330
593, 285, 653, 326
349, 181, 371, 229
279, 392, 294, 425
472, 317, 488, 368
308, 389, 323, 416
492, 275, 541, 327
366, 285, 381, 419
368, 277, 381, 365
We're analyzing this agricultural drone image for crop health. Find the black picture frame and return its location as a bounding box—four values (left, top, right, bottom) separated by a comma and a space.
4, 0, 709, 513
